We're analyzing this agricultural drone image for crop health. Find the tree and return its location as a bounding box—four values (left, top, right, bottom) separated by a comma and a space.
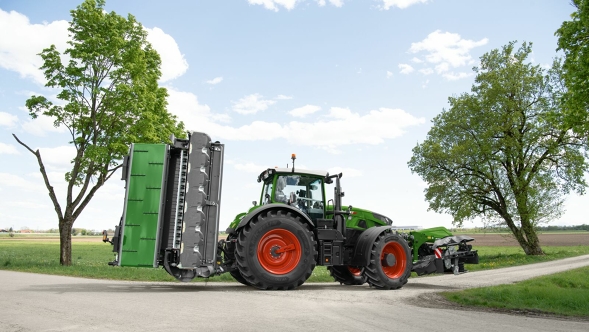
13, 0, 185, 265
408, 42, 588, 255
556, 0, 589, 133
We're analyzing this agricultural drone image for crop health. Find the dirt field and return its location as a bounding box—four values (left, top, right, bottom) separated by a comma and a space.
2, 232, 587, 246
463, 233, 589, 246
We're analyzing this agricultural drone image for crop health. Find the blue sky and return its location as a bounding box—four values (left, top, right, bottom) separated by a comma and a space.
0, 0, 584, 232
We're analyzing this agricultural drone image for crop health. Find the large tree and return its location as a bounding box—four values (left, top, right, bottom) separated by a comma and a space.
13, 0, 185, 265
556, 0, 589, 133
408, 42, 588, 255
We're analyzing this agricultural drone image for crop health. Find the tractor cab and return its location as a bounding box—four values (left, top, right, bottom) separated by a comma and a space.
257, 167, 328, 223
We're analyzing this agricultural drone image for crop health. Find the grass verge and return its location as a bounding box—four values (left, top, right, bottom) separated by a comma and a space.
0, 241, 334, 282
0, 241, 587, 283
441, 266, 589, 318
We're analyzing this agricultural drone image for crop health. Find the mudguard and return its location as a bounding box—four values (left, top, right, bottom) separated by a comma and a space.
350, 226, 393, 266
233, 203, 315, 232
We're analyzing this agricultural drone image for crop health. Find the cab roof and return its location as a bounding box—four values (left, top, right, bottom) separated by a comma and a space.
257, 167, 329, 182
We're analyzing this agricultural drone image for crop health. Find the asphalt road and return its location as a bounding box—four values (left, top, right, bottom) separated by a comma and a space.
1, 255, 588, 332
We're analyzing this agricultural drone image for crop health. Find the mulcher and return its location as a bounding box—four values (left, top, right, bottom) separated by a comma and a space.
104, 131, 479, 290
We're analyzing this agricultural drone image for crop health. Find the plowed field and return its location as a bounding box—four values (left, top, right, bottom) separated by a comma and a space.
463, 233, 589, 246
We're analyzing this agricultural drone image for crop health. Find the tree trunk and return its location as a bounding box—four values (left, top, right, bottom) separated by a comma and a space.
500, 210, 544, 256
59, 219, 74, 266
520, 221, 544, 255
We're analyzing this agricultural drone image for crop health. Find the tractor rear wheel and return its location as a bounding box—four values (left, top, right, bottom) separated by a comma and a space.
328, 266, 367, 285
365, 233, 411, 290
235, 209, 317, 290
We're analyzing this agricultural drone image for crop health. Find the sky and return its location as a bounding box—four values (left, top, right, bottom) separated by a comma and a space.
0, 0, 585, 232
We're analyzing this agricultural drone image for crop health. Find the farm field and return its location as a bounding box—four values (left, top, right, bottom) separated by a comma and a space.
463, 232, 589, 246
1, 232, 588, 282
2, 232, 587, 246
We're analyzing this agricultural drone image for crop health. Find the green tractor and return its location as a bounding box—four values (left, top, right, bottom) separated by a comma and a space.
104, 131, 478, 290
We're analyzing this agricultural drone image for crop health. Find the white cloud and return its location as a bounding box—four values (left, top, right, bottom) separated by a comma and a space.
289, 105, 321, 118
206, 76, 223, 85
165, 89, 424, 153
327, 0, 345, 8
409, 30, 488, 71
398, 63, 414, 74
0, 9, 69, 85
0, 172, 44, 192
232, 94, 276, 115
434, 62, 449, 74
442, 72, 473, 81
0, 112, 19, 127
282, 107, 425, 153
145, 27, 188, 82
21, 112, 68, 136
0, 143, 20, 155
386, 71, 393, 79
411, 57, 423, 63
249, 0, 343, 10
234, 162, 267, 173
248, 0, 298, 11
212, 113, 232, 123
380, 0, 428, 10
275, 94, 293, 100
327, 167, 363, 178
0, 9, 186, 85
419, 68, 433, 75
35, 145, 77, 172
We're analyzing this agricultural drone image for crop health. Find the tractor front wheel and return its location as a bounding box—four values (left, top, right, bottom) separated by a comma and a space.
365, 233, 411, 290
328, 266, 367, 285
235, 209, 317, 290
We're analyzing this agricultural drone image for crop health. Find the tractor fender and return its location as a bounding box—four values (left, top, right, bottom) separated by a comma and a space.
234, 203, 315, 233
350, 226, 395, 266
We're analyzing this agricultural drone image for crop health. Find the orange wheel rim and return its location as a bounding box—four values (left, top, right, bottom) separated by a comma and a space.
257, 228, 301, 275
348, 266, 363, 276
381, 242, 406, 279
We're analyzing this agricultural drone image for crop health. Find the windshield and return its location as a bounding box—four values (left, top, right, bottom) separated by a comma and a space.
274, 175, 324, 221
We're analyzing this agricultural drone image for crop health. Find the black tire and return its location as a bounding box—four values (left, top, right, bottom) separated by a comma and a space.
230, 270, 251, 286
235, 209, 317, 290
222, 236, 251, 286
365, 233, 412, 290
328, 266, 367, 285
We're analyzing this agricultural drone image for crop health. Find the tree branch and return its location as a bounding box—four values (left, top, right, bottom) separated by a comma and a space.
12, 134, 64, 220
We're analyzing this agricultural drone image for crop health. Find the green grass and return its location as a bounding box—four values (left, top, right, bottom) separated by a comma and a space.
441, 266, 589, 317
0, 241, 334, 282
0, 241, 587, 283
465, 246, 589, 271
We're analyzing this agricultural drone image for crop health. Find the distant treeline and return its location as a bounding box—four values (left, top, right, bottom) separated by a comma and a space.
536, 224, 589, 231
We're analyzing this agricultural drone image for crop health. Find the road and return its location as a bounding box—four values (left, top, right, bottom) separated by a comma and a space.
1, 255, 588, 332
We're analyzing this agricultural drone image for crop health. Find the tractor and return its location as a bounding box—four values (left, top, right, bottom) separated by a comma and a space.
104, 131, 478, 290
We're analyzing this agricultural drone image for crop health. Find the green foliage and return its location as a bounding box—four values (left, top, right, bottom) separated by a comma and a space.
408, 41, 588, 255
556, 0, 589, 135
442, 266, 589, 317
20, 0, 185, 265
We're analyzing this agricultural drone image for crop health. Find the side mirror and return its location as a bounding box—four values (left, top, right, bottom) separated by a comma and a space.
252, 201, 257, 206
